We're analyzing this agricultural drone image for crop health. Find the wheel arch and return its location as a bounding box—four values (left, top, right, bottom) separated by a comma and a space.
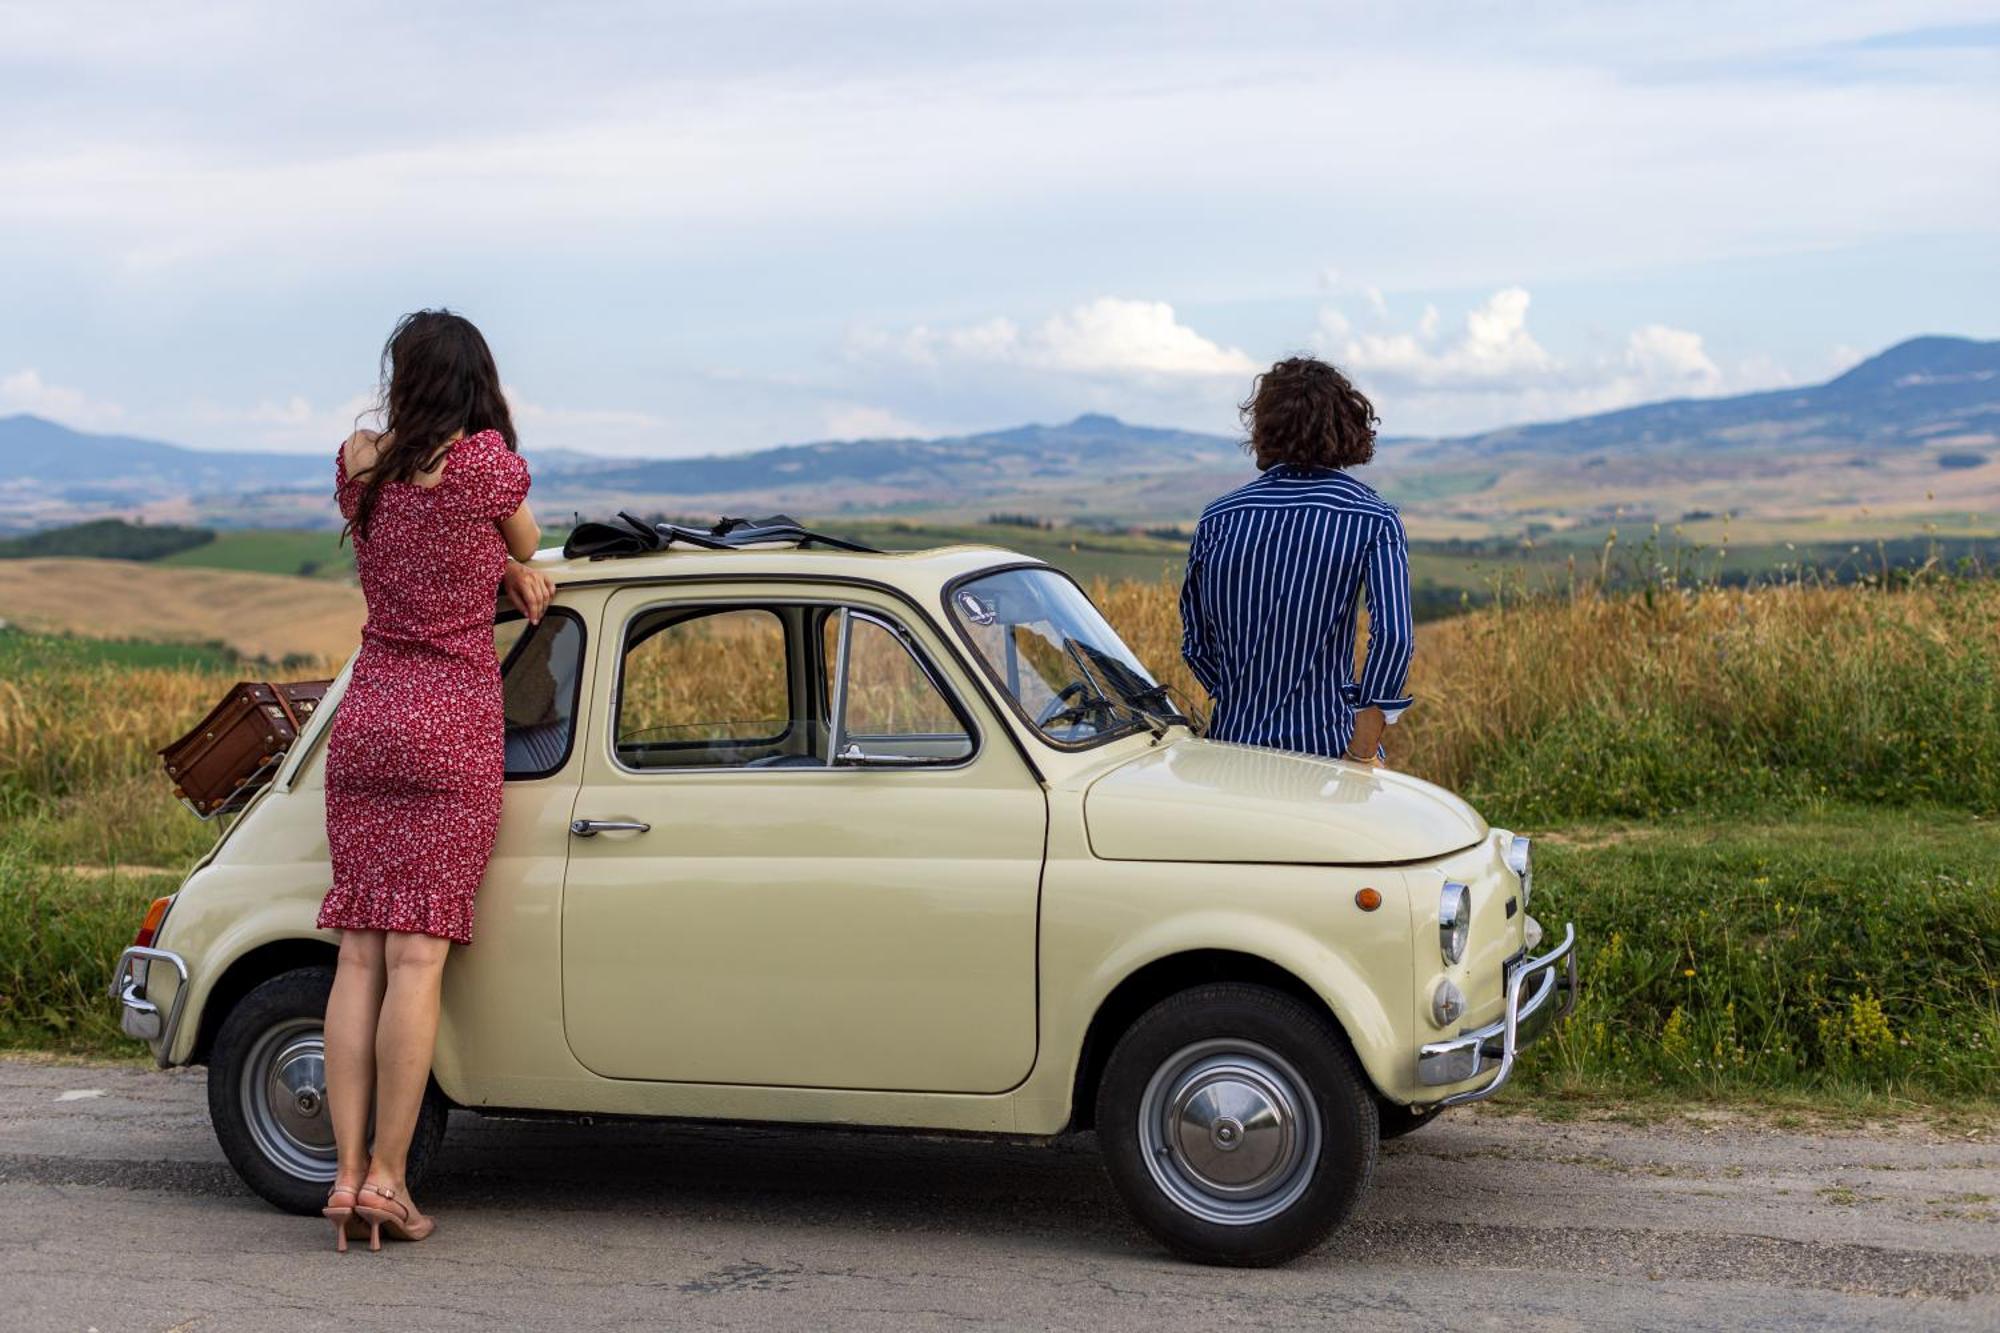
1068, 949, 1361, 1131
189, 938, 338, 1064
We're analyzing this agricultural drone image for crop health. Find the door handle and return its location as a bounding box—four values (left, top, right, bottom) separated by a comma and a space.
570, 818, 651, 838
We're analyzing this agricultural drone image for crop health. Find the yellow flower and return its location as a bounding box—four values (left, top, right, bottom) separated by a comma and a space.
1682, 967, 1696, 977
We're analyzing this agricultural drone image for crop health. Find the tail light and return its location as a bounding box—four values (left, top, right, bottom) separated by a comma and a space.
133, 896, 174, 948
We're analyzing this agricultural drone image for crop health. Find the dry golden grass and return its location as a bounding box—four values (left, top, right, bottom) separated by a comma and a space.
5, 571, 1995, 875
1094, 573, 2000, 815
0, 558, 363, 662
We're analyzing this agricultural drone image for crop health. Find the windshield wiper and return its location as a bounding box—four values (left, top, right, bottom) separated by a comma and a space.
1075, 644, 1189, 735
1057, 637, 1168, 740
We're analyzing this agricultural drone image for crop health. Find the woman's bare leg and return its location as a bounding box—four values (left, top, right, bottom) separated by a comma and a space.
324, 929, 387, 1192
364, 930, 452, 1200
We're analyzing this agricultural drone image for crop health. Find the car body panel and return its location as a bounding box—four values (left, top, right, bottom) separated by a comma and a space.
1082, 737, 1488, 865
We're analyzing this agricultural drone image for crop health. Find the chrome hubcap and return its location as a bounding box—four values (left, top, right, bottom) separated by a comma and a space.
1139, 1039, 1319, 1225
240, 1019, 337, 1183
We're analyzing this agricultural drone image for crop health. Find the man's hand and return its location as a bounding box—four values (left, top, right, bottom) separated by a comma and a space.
502, 559, 555, 625
1346, 706, 1387, 764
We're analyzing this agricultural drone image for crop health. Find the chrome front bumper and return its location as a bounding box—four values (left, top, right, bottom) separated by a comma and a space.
109, 946, 190, 1064
1416, 920, 1578, 1107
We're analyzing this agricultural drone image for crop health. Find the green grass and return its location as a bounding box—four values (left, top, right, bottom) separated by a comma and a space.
1517, 809, 1999, 1103
156, 527, 355, 580
0, 827, 178, 1052
0, 624, 243, 672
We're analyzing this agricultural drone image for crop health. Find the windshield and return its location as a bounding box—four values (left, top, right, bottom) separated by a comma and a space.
947, 567, 1190, 746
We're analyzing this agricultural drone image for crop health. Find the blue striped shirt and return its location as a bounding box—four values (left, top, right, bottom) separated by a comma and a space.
1180, 464, 1415, 758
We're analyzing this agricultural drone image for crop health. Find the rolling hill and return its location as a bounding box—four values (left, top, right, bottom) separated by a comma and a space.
1, 335, 1993, 539
1423, 334, 1999, 459
0, 558, 363, 663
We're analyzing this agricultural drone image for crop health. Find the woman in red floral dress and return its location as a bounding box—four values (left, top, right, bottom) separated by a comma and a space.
318, 310, 553, 1250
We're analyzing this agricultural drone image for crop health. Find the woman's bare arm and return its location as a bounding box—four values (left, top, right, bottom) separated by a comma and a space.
497, 501, 541, 562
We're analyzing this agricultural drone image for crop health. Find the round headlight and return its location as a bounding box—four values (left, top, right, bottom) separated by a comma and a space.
1431, 977, 1466, 1028
1506, 835, 1532, 908
1440, 882, 1471, 964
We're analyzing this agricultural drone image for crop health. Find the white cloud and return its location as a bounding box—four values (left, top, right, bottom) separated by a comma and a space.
820, 404, 930, 440
0, 369, 127, 431
1317, 287, 1747, 432
186, 391, 376, 450
1328, 287, 1556, 388
1622, 324, 1723, 392
857, 297, 1255, 380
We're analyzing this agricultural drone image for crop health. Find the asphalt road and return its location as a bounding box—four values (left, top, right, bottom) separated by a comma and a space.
0, 1057, 1994, 1332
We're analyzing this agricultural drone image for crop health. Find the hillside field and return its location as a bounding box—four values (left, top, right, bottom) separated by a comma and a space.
156, 527, 355, 580
0, 558, 362, 664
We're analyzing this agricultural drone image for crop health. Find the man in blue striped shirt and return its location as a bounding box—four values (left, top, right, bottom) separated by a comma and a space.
1181, 357, 1415, 763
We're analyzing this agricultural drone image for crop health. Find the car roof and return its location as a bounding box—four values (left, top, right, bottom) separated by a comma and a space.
524, 541, 1048, 593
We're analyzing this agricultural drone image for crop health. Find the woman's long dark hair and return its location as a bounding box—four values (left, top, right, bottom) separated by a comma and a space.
343, 309, 519, 543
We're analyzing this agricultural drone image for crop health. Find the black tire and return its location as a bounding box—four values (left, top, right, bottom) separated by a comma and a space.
1095, 982, 1378, 1267
207, 965, 448, 1215
1376, 1101, 1444, 1141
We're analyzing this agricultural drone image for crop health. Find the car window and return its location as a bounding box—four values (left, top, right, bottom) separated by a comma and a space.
948, 568, 1185, 747
493, 610, 585, 779
821, 612, 973, 763
616, 607, 800, 769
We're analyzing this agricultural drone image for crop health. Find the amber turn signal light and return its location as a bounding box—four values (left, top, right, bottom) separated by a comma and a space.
1354, 887, 1382, 912
134, 896, 173, 948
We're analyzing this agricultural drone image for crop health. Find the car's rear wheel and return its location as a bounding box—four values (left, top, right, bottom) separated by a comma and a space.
207, 966, 447, 1215
1095, 982, 1377, 1266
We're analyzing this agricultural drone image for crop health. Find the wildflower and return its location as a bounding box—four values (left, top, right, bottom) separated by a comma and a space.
1682, 967, 1696, 977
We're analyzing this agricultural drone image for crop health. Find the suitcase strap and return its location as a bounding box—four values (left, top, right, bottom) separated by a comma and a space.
272, 686, 303, 735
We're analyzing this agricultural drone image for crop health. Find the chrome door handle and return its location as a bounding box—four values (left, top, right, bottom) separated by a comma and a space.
570, 818, 651, 837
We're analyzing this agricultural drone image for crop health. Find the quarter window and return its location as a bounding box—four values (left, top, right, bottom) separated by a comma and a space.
493, 610, 586, 779
822, 612, 973, 764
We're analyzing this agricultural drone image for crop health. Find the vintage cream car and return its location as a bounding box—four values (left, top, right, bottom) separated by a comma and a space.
111, 536, 1575, 1266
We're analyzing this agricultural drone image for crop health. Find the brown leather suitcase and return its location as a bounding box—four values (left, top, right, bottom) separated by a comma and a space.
160, 680, 332, 817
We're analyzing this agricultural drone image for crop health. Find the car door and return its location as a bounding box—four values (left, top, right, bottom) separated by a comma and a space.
559, 583, 1048, 1093
432, 604, 595, 1088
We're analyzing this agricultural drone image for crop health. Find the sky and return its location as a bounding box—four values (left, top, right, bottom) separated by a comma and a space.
1, 1, 1997, 458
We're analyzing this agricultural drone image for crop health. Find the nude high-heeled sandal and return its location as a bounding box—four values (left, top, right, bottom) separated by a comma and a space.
354, 1182, 437, 1250
323, 1182, 367, 1253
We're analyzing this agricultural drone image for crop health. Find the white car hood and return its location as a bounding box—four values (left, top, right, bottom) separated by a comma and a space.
1083, 737, 1487, 865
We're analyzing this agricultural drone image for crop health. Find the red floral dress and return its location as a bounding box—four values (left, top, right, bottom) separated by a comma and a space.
318, 429, 531, 944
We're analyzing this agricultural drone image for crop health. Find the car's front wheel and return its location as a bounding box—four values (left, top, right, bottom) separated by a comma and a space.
207, 966, 448, 1215
1095, 982, 1378, 1266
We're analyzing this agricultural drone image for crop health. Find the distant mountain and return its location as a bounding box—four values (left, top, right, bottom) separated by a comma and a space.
0, 414, 326, 491
0, 416, 632, 531
1, 336, 1993, 537
1424, 334, 1999, 459
577, 413, 1237, 495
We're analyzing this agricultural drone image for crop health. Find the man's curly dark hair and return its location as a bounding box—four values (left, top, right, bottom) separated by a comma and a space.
1240, 356, 1379, 471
